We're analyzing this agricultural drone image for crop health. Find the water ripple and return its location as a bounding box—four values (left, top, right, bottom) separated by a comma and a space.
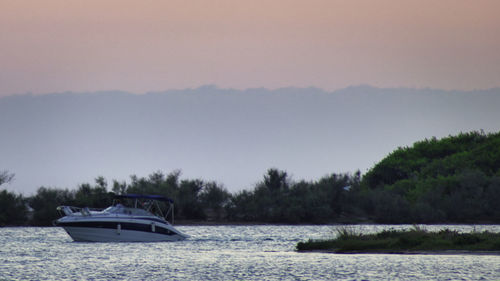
1, 225, 500, 280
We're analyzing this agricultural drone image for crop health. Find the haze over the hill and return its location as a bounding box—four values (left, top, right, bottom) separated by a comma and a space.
1, 86, 500, 194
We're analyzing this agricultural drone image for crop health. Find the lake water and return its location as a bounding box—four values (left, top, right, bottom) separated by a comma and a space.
1, 225, 500, 280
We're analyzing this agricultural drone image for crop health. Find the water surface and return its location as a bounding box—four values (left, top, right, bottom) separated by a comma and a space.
1, 225, 500, 280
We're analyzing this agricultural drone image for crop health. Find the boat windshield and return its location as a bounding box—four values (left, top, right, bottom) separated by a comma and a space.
103, 204, 153, 216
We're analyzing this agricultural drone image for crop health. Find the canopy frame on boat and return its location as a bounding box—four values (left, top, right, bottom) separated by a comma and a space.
114, 194, 175, 224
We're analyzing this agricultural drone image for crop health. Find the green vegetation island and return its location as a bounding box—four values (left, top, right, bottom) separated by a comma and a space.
1, 130, 500, 227
296, 226, 500, 254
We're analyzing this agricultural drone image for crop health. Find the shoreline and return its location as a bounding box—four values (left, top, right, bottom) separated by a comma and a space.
298, 249, 500, 255
296, 228, 500, 254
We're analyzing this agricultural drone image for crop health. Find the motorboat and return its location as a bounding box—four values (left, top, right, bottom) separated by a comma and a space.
54, 194, 188, 242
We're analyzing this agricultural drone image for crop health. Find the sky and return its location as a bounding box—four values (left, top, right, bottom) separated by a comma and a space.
1, 0, 500, 194
1, 0, 500, 96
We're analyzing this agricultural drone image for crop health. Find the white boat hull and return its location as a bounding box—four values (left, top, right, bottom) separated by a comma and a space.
56, 216, 188, 242
61, 226, 186, 242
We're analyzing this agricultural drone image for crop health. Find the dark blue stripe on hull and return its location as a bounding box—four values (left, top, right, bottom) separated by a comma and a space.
57, 221, 178, 236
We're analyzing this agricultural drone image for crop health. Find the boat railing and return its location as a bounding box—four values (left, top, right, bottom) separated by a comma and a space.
56, 206, 103, 216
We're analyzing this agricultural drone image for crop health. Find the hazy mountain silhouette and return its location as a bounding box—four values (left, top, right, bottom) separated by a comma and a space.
1, 85, 500, 194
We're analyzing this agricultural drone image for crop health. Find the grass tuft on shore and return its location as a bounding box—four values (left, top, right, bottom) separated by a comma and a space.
297, 226, 500, 253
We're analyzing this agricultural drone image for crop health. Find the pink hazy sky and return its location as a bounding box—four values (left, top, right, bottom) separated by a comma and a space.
1, 0, 499, 96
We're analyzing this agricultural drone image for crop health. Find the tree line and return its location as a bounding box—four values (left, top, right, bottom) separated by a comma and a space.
1, 131, 500, 226
0, 169, 361, 226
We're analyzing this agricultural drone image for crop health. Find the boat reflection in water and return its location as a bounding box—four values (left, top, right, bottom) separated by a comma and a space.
55, 194, 188, 242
